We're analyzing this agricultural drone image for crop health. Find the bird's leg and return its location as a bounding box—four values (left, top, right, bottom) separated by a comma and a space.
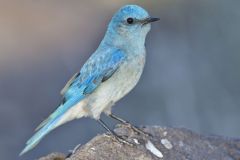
97, 119, 133, 146
108, 113, 151, 137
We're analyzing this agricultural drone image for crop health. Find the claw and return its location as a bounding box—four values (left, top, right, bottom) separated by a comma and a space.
128, 124, 152, 137
111, 134, 134, 146
109, 114, 152, 137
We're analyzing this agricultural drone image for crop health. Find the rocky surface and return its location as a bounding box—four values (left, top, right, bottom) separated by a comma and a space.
39, 125, 240, 160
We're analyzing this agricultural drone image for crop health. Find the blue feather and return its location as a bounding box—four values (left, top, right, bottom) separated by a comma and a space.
20, 93, 85, 156
20, 48, 126, 155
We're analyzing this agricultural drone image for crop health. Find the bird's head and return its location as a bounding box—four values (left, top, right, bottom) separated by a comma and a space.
104, 5, 159, 48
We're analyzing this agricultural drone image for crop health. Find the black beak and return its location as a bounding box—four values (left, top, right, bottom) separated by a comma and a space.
142, 17, 160, 25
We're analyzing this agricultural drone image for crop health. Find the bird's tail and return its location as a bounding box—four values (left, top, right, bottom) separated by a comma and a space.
20, 95, 85, 156
19, 118, 57, 156
19, 104, 68, 156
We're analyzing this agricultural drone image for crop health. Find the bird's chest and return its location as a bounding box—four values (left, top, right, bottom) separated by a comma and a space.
85, 52, 145, 119
108, 53, 145, 100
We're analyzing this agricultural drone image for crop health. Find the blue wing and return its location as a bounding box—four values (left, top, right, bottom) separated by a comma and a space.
20, 48, 126, 155
64, 48, 126, 97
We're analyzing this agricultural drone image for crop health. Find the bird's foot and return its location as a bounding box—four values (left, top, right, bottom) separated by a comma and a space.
106, 132, 134, 146
113, 134, 134, 146
125, 123, 152, 137
108, 114, 152, 137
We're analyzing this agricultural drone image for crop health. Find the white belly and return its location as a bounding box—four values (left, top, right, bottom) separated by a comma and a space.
85, 53, 145, 119
55, 53, 145, 126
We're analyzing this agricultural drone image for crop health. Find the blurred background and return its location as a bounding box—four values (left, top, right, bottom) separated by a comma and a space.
0, 0, 240, 159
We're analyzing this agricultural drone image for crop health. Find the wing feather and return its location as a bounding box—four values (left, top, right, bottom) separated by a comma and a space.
36, 49, 125, 131
60, 72, 80, 95
20, 48, 126, 155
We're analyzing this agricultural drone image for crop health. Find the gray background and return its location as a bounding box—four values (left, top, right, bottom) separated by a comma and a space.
0, 1, 239, 159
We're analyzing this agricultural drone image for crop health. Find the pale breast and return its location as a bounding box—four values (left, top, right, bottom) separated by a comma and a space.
109, 54, 145, 100
86, 53, 146, 119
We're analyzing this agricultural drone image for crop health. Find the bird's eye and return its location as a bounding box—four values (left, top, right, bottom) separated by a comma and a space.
126, 17, 134, 24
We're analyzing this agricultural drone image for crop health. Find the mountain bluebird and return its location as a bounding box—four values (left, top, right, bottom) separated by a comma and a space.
20, 4, 159, 155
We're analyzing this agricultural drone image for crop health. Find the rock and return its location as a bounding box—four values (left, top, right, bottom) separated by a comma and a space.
38, 152, 65, 160
39, 125, 240, 160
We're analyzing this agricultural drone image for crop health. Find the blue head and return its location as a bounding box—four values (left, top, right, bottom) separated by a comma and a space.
102, 5, 159, 49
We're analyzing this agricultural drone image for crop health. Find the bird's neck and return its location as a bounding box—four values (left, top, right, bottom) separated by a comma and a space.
100, 30, 146, 55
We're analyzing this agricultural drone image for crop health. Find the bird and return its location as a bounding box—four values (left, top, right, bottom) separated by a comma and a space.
20, 4, 159, 156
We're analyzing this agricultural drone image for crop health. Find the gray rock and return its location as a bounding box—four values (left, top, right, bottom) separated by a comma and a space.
39, 125, 240, 160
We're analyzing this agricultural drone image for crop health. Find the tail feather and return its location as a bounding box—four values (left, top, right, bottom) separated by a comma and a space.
20, 94, 85, 156
35, 104, 66, 131
19, 119, 56, 156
